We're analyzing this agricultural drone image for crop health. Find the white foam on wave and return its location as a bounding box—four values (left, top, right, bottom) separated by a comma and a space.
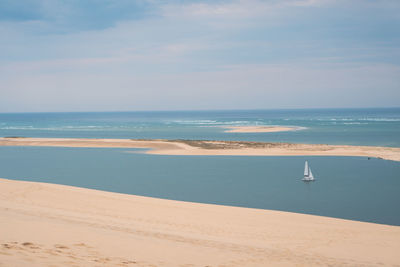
1, 126, 35, 130
0, 125, 131, 131
358, 118, 400, 122
167, 120, 257, 126
343, 122, 368, 125
168, 120, 218, 125
313, 117, 400, 122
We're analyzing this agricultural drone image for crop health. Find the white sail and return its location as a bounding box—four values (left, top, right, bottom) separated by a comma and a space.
308, 168, 314, 180
304, 161, 309, 177
302, 161, 315, 181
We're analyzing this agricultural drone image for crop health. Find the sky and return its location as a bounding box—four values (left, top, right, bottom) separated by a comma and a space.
0, 0, 399, 112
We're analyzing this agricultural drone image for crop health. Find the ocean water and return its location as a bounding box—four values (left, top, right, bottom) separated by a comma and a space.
0, 146, 399, 226
0, 108, 399, 146
0, 108, 399, 225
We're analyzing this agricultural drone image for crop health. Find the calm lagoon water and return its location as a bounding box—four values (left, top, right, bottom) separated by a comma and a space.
1, 146, 399, 226
1, 109, 399, 225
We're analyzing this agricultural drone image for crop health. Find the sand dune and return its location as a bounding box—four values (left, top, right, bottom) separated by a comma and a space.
1, 137, 400, 162
1, 178, 400, 266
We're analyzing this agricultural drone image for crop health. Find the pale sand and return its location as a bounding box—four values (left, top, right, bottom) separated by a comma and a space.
223, 126, 298, 133
1, 178, 400, 267
1, 137, 400, 162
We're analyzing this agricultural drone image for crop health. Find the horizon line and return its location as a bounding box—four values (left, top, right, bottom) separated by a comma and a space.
1, 106, 400, 114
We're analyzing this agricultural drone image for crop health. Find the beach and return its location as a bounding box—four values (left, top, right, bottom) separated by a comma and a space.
1, 137, 400, 162
1, 178, 400, 266
2, 0, 399, 265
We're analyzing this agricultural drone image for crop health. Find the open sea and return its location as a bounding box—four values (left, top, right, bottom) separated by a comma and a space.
1, 108, 399, 225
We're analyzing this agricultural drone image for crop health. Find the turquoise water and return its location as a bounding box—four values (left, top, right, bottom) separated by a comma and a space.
0, 109, 399, 225
1, 146, 399, 226
0, 108, 400, 146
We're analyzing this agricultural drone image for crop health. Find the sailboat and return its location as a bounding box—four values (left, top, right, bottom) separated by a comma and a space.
302, 161, 315, 181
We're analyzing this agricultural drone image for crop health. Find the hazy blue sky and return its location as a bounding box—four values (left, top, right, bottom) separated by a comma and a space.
1, 0, 399, 112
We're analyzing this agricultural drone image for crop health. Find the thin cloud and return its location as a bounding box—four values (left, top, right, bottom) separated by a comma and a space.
0, 0, 399, 112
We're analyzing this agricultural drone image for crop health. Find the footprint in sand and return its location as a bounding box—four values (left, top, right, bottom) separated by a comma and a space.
54, 244, 69, 249
22, 242, 41, 250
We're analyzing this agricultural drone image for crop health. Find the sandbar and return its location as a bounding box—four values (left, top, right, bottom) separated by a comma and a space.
222, 125, 298, 133
1, 137, 400, 161
1, 178, 399, 266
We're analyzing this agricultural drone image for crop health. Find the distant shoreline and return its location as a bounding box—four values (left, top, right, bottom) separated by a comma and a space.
1, 137, 400, 162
